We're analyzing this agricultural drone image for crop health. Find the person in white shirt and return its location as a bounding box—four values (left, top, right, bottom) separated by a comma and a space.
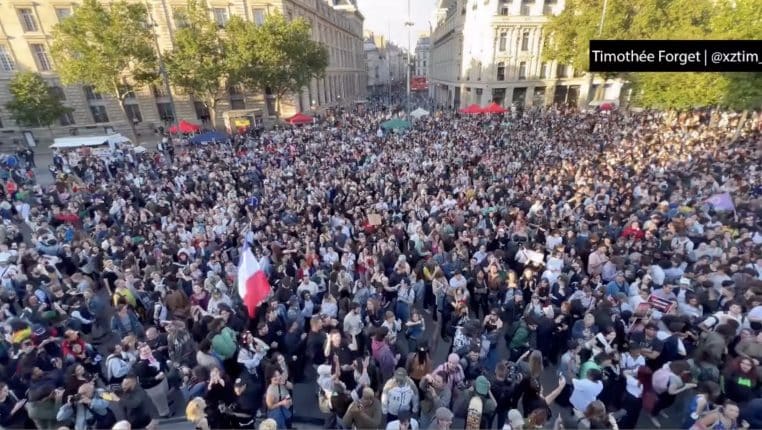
385, 410, 419, 430
621, 344, 646, 372
700, 302, 748, 335
569, 369, 604, 415
448, 270, 467, 292
618, 367, 647, 429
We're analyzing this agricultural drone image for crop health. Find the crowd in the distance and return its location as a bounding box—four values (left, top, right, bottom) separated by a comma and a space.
0, 102, 760, 430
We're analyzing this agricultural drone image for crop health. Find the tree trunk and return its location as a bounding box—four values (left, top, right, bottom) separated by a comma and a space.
207, 101, 218, 130
118, 98, 139, 143
732, 110, 748, 143
275, 93, 283, 119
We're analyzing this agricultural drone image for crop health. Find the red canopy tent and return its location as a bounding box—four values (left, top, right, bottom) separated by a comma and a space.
459, 104, 484, 114
482, 102, 508, 114
287, 112, 314, 125
169, 120, 201, 134
599, 102, 615, 111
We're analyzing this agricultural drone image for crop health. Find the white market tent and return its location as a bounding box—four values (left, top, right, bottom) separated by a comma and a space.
50, 134, 130, 149
410, 107, 430, 119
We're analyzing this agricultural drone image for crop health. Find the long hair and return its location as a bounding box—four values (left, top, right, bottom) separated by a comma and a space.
584, 400, 608, 424
637, 365, 654, 392
185, 397, 207, 423
528, 350, 543, 379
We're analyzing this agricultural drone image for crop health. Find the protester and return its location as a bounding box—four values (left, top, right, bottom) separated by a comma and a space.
0, 103, 757, 430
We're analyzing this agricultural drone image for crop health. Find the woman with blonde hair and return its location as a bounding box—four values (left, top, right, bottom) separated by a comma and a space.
258, 418, 278, 430
185, 397, 210, 430
579, 400, 618, 429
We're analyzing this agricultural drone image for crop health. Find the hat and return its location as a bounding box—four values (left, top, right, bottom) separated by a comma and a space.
217, 303, 232, 314
435, 407, 454, 421
508, 409, 524, 427
474, 375, 490, 395
394, 368, 408, 381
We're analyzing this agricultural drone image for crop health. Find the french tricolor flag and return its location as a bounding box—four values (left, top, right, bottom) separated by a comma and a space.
237, 248, 271, 318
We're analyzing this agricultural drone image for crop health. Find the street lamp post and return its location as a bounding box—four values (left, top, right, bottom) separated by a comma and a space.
405, 0, 414, 113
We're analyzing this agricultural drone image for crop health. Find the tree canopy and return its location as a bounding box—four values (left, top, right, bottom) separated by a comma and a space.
164, 0, 231, 126
227, 12, 329, 115
50, 0, 158, 138
543, 0, 762, 110
5, 72, 72, 128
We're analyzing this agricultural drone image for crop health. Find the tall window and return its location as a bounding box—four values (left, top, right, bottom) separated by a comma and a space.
59, 111, 75, 126
518, 62, 527, 80
49, 85, 66, 100
540, 62, 548, 79
84, 86, 103, 101
520, 0, 531, 15
30, 44, 52, 71
0, 45, 15, 72
212, 8, 228, 27
90, 106, 109, 123
55, 7, 72, 22
556, 64, 567, 78
499, 32, 507, 51
252, 9, 266, 26
496, 62, 505, 81
18, 9, 38, 32
124, 104, 142, 123
521, 31, 530, 51
156, 103, 174, 122
194, 101, 210, 121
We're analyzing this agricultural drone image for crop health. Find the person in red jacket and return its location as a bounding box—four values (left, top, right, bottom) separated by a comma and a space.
621, 221, 646, 241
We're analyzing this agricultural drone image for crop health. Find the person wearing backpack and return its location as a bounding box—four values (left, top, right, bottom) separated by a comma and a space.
647, 360, 697, 428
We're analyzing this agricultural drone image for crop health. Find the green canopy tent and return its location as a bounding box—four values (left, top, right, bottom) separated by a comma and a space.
380, 118, 411, 131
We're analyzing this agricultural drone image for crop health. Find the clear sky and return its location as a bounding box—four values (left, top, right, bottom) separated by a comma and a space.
356, 0, 437, 48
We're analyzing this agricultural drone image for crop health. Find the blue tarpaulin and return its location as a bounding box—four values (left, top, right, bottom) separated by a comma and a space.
189, 131, 227, 144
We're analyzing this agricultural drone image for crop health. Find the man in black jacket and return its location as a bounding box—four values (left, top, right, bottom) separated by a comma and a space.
117, 375, 158, 429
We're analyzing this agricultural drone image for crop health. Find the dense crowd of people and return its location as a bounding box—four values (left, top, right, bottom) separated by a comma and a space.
0, 103, 760, 430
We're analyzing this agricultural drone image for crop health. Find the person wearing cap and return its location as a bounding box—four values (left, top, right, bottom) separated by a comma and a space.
382, 367, 419, 422
385, 408, 420, 430
428, 406, 453, 430
464, 375, 498, 427
343, 387, 383, 430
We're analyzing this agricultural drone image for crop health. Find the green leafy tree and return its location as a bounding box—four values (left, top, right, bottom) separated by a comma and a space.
229, 12, 328, 116
543, 0, 762, 110
165, 0, 231, 127
5, 72, 72, 128
50, 0, 157, 140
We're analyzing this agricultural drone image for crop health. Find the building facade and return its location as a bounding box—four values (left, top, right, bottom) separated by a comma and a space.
414, 35, 431, 78
0, 0, 366, 144
429, 0, 623, 109
363, 33, 407, 99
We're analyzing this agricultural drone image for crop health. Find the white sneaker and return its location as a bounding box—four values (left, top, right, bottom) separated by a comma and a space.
649, 416, 662, 428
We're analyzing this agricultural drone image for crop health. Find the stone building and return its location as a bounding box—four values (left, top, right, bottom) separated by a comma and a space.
0, 0, 366, 144
429, 0, 623, 109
